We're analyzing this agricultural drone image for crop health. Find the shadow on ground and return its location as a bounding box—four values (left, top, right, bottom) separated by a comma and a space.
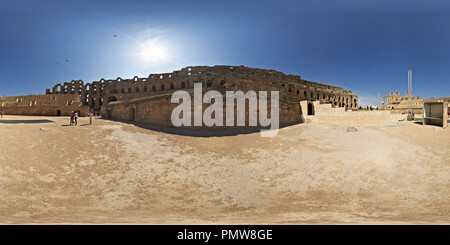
0, 119, 54, 124
101, 118, 303, 137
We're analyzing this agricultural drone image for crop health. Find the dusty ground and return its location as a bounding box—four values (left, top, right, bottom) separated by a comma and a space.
0, 115, 448, 224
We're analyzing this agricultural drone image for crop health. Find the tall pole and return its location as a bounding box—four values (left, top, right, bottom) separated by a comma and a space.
408, 69, 413, 120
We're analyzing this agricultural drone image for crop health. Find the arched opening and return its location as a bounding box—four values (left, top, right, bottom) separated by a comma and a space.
181, 82, 186, 88
170, 83, 175, 89
206, 81, 212, 88
308, 103, 314, 115
144, 86, 148, 92
152, 85, 156, 91
128, 88, 132, 93
135, 87, 139, 93
297, 90, 300, 95
121, 88, 125, 93
107, 96, 117, 103
161, 84, 165, 90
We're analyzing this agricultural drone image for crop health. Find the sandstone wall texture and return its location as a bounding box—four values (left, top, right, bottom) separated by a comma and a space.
382, 90, 450, 115
97, 66, 358, 128
3, 66, 359, 129
0, 94, 90, 116
308, 101, 406, 124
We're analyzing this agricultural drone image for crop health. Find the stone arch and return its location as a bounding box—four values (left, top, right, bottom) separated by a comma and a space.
55, 84, 62, 94
107, 96, 117, 103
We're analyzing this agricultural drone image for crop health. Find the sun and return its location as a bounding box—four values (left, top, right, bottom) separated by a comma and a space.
139, 38, 168, 63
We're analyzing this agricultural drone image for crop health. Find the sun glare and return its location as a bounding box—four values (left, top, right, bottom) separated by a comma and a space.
139, 38, 168, 63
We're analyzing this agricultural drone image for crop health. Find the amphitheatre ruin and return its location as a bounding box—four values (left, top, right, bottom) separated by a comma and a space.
0, 65, 449, 224
1, 65, 361, 130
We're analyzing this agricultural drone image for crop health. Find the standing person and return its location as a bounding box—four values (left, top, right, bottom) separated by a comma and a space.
0, 109, 3, 118
70, 111, 75, 125
89, 112, 93, 125
74, 112, 78, 125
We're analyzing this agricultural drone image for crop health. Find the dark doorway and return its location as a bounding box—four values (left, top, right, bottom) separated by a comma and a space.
129, 108, 135, 121
107, 96, 117, 103
56, 110, 61, 116
308, 103, 314, 115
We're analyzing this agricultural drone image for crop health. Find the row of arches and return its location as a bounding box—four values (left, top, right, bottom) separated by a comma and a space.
111, 79, 219, 95
287, 87, 357, 108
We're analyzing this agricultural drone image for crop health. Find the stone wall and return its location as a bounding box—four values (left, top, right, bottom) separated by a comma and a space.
0, 94, 90, 116
307, 101, 405, 124
47, 65, 359, 113
104, 92, 302, 129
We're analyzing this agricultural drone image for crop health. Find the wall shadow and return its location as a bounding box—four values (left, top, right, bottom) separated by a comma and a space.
0, 119, 54, 124
101, 118, 302, 137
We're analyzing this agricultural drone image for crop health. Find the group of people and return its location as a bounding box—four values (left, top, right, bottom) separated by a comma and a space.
70, 111, 95, 125
70, 111, 79, 125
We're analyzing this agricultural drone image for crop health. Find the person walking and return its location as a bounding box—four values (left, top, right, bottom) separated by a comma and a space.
74, 112, 78, 125
89, 112, 93, 125
70, 111, 75, 125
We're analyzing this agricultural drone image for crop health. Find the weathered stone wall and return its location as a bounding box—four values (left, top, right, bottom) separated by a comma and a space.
382, 90, 450, 115
308, 101, 405, 124
0, 94, 90, 116
47, 65, 359, 113
101, 66, 358, 110
96, 65, 358, 130
104, 92, 302, 129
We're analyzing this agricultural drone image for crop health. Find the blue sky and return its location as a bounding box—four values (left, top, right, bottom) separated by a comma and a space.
1, 0, 450, 106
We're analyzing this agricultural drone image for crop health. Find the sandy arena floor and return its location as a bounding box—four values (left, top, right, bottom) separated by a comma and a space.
0, 115, 448, 224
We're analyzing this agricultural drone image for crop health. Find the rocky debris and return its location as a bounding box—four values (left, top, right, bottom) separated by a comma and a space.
346, 127, 358, 132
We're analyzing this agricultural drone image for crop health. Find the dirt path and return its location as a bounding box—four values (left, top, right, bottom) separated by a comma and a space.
0, 116, 448, 224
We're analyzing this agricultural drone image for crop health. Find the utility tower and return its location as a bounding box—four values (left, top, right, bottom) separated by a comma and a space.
407, 69, 413, 120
